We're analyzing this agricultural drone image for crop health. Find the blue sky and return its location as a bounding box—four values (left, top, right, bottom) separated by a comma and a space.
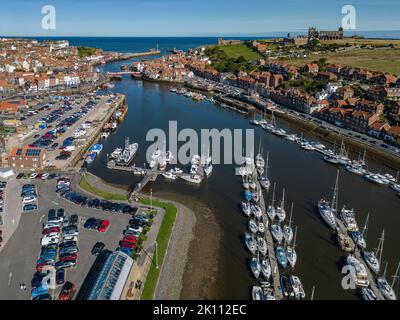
0, 0, 399, 36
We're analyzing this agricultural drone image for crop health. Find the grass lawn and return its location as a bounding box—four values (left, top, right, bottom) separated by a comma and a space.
78, 175, 128, 201
139, 197, 177, 300
279, 47, 400, 75
219, 44, 263, 61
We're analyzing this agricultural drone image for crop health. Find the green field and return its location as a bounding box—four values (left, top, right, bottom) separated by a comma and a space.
78, 175, 128, 201
139, 198, 177, 300
278, 47, 400, 75
77, 46, 97, 58
218, 44, 263, 61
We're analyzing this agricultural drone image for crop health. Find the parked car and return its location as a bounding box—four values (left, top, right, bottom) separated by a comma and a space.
56, 268, 65, 285
91, 242, 105, 256
24, 204, 38, 212
58, 281, 76, 300
98, 220, 110, 233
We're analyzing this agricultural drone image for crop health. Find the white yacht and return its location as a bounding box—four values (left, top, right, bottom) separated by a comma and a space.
109, 147, 122, 160
289, 276, 306, 300
258, 221, 265, 233
257, 236, 268, 256
169, 167, 183, 174
340, 207, 359, 232
267, 183, 276, 220
101, 132, 110, 139
364, 173, 387, 185
351, 212, 369, 250
318, 170, 339, 230
345, 164, 366, 176
251, 204, 262, 219
346, 255, 369, 288
270, 224, 283, 243
244, 232, 257, 254
180, 174, 202, 184
250, 256, 262, 279
377, 262, 399, 301
283, 203, 294, 244
164, 150, 173, 163
252, 286, 263, 300
259, 152, 270, 190
261, 259, 271, 280
248, 219, 258, 234
241, 202, 251, 217
361, 288, 378, 300
276, 188, 286, 222
162, 172, 177, 181
191, 155, 201, 165
363, 230, 384, 274
286, 226, 298, 268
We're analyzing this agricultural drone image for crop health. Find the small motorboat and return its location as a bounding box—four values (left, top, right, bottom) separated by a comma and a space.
248, 219, 258, 234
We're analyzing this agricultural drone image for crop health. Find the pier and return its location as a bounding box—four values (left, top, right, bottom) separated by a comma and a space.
334, 217, 385, 300
256, 180, 284, 300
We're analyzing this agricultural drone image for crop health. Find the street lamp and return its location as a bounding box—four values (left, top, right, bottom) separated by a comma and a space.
155, 241, 158, 269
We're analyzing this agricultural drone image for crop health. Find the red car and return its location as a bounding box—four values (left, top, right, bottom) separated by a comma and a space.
60, 253, 78, 262
42, 227, 60, 235
58, 281, 75, 301
119, 241, 136, 249
60, 151, 72, 156
98, 220, 110, 233
122, 236, 137, 243
35, 173, 43, 179
36, 262, 53, 272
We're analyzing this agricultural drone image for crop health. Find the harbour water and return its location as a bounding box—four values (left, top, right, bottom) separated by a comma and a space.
78, 38, 400, 300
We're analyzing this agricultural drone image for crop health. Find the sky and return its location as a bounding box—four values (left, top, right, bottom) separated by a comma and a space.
0, 0, 400, 37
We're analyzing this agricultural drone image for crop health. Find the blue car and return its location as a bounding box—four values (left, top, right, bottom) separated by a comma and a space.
31, 286, 49, 299
84, 217, 96, 229
24, 204, 38, 212
56, 268, 65, 285
117, 246, 133, 256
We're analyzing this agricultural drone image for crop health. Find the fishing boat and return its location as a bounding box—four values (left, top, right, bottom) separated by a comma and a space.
346, 255, 369, 287
162, 172, 177, 181
289, 275, 306, 300
361, 288, 378, 301
109, 147, 122, 160
317, 171, 339, 230
180, 174, 202, 184
85, 152, 96, 164
257, 236, 268, 256
115, 138, 138, 166
261, 259, 271, 280
270, 224, 283, 243
244, 232, 257, 254
276, 188, 286, 222
283, 203, 294, 244
276, 246, 288, 268
286, 227, 297, 268
267, 183, 276, 220
258, 221, 265, 233
250, 256, 262, 279
377, 262, 399, 300
251, 204, 262, 219
252, 286, 264, 300
363, 229, 384, 274
337, 231, 354, 253
351, 212, 369, 249
248, 219, 258, 234
340, 207, 359, 232
241, 202, 251, 217
259, 152, 271, 190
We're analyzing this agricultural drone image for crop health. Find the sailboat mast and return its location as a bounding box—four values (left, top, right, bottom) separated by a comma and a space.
272, 183, 276, 206
264, 152, 269, 179
281, 188, 285, 209
310, 286, 315, 300
362, 213, 370, 241
289, 202, 294, 227
293, 226, 298, 248
332, 170, 339, 214
391, 261, 400, 289
375, 229, 385, 267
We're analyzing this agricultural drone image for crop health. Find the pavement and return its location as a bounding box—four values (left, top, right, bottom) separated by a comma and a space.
0, 177, 136, 300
